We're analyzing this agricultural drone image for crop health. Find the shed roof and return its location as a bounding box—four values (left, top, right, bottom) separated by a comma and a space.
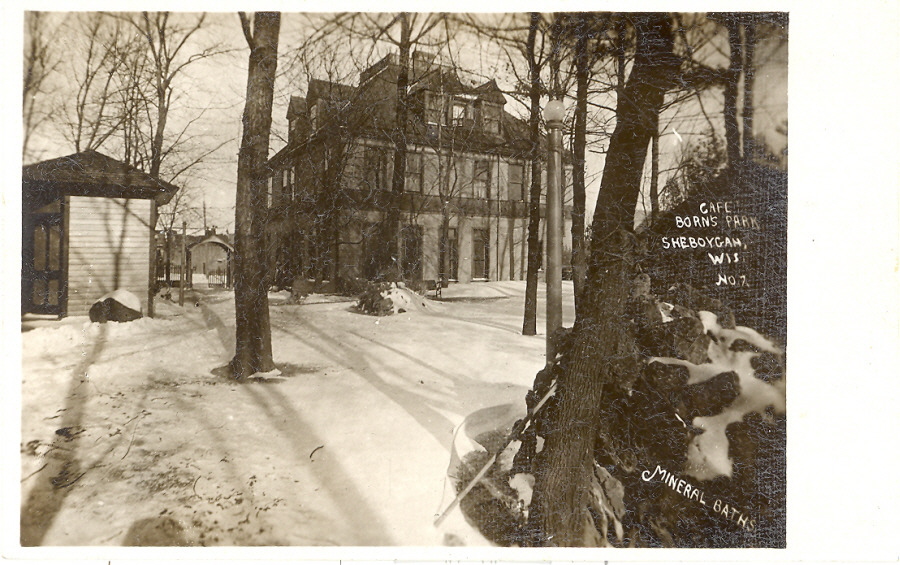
23, 150, 180, 206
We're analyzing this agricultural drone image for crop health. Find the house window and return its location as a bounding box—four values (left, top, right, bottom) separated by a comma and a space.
472, 228, 489, 280
364, 146, 390, 191
508, 163, 524, 201
451, 100, 468, 125
401, 224, 423, 281
309, 103, 319, 130
406, 153, 423, 193
440, 227, 459, 282
360, 221, 381, 279
483, 104, 501, 134
425, 92, 446, 125
283, 169, 293, 202
452, 157, 469, 197
272, 169, 284, 204
473, 159, 492, 199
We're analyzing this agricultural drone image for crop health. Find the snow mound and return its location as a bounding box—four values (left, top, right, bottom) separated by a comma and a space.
357, 282, 437, 316
382, 286, 430, 314
22, 315, 181, 363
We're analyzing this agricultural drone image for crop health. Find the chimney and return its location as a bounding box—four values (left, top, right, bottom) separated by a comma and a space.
413, 51, 436, 80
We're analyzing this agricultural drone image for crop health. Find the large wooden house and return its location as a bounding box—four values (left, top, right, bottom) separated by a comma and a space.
266, 52, 573, 287
22, 151, 179, 317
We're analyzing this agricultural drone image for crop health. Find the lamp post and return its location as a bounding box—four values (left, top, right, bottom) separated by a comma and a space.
543, 98, 565, 364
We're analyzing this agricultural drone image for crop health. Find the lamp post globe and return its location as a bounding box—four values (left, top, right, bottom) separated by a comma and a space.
543, 98, 566, 125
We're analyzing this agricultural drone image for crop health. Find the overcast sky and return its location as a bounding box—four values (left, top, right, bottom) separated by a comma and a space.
19, 11, 786, 233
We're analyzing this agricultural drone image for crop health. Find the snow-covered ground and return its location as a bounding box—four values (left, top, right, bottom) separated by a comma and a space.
19, 281, 574, 546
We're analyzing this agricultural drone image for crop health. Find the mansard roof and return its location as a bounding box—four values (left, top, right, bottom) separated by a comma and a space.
307, 79, 358, 106
270, 54, 545, 167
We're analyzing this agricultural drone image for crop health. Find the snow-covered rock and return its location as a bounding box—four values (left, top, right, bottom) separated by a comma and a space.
89, 289, 142, 323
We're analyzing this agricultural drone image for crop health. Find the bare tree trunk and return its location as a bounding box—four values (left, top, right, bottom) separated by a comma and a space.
231, 11, 280, 379
381, 12, 411, 280
615, 18, 627, 103
522, 12, 543, 336
649, 121, 660, 221
528, 14, 678, 546
742, 20, 756, 160
724, 19, 742, 170
23, 12, 58, 161
571, 17, 589, 316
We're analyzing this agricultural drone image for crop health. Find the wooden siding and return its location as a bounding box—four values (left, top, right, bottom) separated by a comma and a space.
66, 196, 152, 316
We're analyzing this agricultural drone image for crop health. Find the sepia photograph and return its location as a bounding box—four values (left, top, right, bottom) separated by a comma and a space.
10, 4, 894, 559
17, 9, 790, 550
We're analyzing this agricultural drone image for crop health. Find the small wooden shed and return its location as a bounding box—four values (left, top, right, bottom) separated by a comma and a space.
22, 151, 179, 318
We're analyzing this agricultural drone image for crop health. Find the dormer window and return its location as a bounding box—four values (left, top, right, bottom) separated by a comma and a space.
451, 100, 468, 125
425, 92, 446, 125
483, 104, 501, 134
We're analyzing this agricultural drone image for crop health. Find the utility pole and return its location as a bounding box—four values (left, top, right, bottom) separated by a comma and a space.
179, 221, 186, 306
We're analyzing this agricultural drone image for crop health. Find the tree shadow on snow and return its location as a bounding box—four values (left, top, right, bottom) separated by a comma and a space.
20, 324, 108, 546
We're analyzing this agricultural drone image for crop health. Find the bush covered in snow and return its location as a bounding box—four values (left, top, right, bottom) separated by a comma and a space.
356, 281, 431, 316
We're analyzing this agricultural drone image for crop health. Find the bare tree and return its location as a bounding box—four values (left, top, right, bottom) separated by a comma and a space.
230, 11, 280, 379
522, 13, 681, 545
116, 11, 234, 314
156, 178, 204, 284
124, 12, 220, 178
554, 12, 618, 312
723, 17, 743, 170
23, 12, 60, 161
57, 13, 129, 155
521, 12, 550, 336
328, 12, 445, 278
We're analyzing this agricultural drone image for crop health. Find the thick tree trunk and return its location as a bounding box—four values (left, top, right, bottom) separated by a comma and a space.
382, 12, 411, 280
571, 22, 589, 316
724, 20, 742, 170
231, 12, 280, 379
529, 14, 678, 546
742, 20, 756, 160
522, 12, 543, 336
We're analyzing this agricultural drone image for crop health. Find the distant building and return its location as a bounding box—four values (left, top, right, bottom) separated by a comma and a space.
157, 228, 233, 288
266, 52, 572, 287
22, 151, 179, 317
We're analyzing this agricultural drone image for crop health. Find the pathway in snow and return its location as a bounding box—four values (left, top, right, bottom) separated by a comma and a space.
19, 282, 573, 546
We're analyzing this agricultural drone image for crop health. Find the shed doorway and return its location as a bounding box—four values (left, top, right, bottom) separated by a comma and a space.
23, 205, 65, 316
